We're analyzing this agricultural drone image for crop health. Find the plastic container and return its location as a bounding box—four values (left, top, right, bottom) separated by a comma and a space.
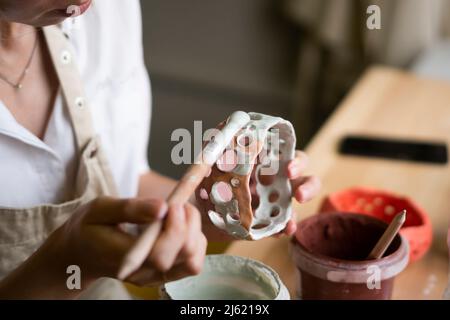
319, 187, 431, 263
290, 212, 409, 300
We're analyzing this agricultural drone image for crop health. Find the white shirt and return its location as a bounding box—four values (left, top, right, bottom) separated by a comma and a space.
0, 0, 151, 208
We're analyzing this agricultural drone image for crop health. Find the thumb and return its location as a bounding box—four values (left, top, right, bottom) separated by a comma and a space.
84, 197, 168, 225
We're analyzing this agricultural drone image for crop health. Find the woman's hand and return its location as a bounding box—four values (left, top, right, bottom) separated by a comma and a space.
58, 197, 207, 287
0, 196, 207, 299
282, 150, 321, 236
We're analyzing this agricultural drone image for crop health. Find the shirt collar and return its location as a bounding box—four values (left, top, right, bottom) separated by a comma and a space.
0, 100, 58, 157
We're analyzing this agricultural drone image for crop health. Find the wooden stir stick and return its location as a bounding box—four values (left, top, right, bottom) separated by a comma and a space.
117, 111, 250, 280
367, 210, 407, 260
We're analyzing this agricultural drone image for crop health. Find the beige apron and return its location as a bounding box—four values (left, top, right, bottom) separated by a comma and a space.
0, 25, 121, 291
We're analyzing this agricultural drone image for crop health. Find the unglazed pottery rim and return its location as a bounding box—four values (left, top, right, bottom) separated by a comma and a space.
160, 254, 290, 300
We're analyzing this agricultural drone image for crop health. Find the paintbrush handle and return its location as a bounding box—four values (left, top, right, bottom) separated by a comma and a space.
367, 210, 406, 260
167, 163, 211, 204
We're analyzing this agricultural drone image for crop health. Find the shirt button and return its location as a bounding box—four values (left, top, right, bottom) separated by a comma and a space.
61, 50, 72, 64
75, 97, 85, 108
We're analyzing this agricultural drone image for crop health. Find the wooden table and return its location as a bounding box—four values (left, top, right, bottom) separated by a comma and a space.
226, 67, 450, 300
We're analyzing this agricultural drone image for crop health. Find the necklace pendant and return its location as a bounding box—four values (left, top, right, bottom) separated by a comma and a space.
0, 31, 37, 91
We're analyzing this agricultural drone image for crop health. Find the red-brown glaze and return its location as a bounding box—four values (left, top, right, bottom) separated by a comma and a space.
196, 123, 265, 235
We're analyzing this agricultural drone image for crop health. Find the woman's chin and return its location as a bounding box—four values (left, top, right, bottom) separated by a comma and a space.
31, 18, 67, 28
28, 11, 74, 28
1, 0, 92, 27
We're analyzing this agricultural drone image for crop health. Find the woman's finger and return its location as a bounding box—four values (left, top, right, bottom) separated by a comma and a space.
175, 203, 204, 261
272, 219, 297, 238
163, 239, 207, 284
124, 266, 158, 286
84, 197, 167, 225
132, 235, 207, 287
286, 151, 309, 179
291, 175, 321, 203
146, 204, 186, 273
283, 219, 297, 236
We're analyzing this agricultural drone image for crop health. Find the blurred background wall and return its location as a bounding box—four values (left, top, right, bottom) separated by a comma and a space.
140, 0, 299, 178
140, 0, 450, 178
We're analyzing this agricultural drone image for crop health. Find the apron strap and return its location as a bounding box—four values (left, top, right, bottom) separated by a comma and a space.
42, 25, 95, 152
42, 25, 119, 197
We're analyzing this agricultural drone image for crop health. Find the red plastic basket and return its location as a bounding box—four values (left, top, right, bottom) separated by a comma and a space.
319, 187, 432, 263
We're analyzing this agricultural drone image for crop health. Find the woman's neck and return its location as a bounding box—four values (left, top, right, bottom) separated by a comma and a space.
0, 20, 35, 49
0, 20, 37, 70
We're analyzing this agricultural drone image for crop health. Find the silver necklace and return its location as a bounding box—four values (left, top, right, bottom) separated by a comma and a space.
0, 31, 38, 90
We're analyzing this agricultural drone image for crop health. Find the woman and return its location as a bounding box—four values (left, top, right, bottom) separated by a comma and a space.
0, 0, 321, 299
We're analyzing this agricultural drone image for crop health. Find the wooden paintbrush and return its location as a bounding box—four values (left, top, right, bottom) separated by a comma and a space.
117, 111, 250, 280
367, 210, 407, 260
